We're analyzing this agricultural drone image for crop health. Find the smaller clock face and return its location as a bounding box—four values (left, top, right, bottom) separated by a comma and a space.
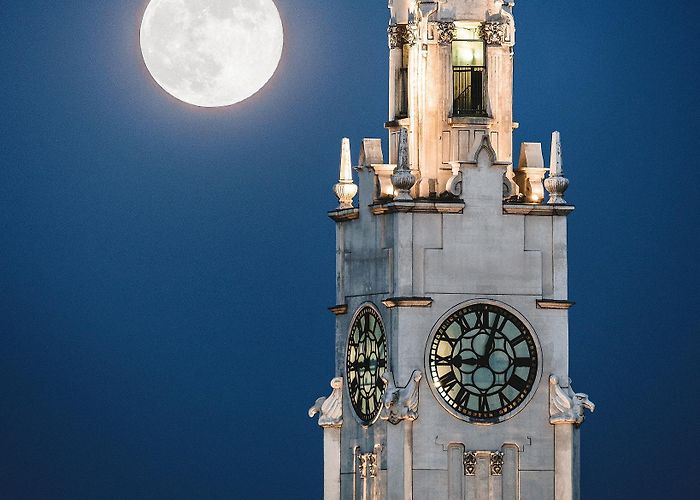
346, 305, 387, 424
427, 302, 539, 423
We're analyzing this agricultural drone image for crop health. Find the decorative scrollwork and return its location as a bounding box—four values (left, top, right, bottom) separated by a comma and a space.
358, 452, 378, 479
479, 21, 508, 45
404, 23, 417, 46
436, 21, 455, 45
463, 451, 477, 476
308, 377, 343, 428
387, 24, 417, 48
490, 452, 504, 476
388, 25, 402, 49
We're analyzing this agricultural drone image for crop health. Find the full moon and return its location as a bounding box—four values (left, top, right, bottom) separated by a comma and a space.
140, 0, 283, 107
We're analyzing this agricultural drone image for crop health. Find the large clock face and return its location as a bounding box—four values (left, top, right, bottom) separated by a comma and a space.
346, 305, 387, 425
427, 302, 539, 423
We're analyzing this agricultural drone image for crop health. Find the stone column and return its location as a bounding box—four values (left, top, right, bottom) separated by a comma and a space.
309, 378, 344, 500
403, 421, 414, 500
554, 424, 577, 500
388, 27, 403, 120
324, 427, 342, 500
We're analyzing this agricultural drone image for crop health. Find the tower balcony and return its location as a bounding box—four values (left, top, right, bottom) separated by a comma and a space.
452, 65, 487, 117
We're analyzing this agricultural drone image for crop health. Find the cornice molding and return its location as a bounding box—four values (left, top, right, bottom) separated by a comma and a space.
382, 296, 433, 309
371, 200, 464, 215
503, 204, 575, 217
536, 299, 575, 310
328, 208, 360, 222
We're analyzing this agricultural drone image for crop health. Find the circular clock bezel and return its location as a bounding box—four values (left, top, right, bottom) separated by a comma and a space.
424, 299, 542, 425
345, 302, 388, 426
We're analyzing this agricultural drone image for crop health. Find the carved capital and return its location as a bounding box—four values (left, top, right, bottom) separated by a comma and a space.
404, 23, 417, 46
463, 451, 477, 476
308, 377, 343, 428
379, 370, 422, 425
549, 374, 595, 426
464, 450, 506, 476
479, 21, 507, 45
387, 25, 402, 49
490, 452, 504, 476
387, 24, 417, 48
484, 2, 516, 46
436, 21, 455, 45
357, 452, 378, 479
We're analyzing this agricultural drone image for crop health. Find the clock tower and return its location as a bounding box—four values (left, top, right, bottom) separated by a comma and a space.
309, 2, 595, 500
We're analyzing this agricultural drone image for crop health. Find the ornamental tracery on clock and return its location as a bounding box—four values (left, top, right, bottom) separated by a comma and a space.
426, 301, 540, 423
346, 304, 387, 425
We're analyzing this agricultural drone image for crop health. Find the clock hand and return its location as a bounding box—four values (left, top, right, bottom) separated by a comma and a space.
482, 321, 499, 361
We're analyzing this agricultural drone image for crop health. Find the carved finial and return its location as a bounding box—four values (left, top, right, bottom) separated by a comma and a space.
391, 128, 416, 201
309, 377, 343, 428
333, 138, 358, 209
549, 374, 595, 426
544, 131, 570, 205
380, 369, 422, 424
549, 131, 563, 176
517, 142, 546, 203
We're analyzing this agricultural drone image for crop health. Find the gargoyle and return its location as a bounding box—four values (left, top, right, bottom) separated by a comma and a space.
549, 374, 595, 426
380, 370, 422, 425
309, 377, 343, 428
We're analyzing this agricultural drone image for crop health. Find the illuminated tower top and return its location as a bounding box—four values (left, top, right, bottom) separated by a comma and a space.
386, 0, 519, 199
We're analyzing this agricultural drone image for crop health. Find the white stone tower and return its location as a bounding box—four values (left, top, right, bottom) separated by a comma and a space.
309, 2, 594, 499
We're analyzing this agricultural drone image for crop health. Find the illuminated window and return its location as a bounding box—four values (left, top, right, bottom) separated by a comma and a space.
396, 44, 409, 118
452, 24, 486, 116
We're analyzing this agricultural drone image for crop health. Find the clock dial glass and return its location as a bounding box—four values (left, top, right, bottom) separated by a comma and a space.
428, 303, 538, 422
346, 305, 387, 424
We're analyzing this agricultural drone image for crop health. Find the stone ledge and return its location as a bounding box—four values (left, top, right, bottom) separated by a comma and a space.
382, 297, 433, 308
328, 305, 349, 315
503, 204, 575, 216
371, 200, 465, 215
384, 118, 410, 128
536, 299, 576, 310
328, 208, 360, 222
447, 116, 493, 126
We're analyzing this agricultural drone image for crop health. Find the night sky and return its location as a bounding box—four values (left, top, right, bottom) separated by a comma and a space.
1, 1, 698, 499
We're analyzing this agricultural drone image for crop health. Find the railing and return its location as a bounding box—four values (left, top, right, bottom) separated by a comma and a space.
396, 67, 408, 118
453, 66, 486, 116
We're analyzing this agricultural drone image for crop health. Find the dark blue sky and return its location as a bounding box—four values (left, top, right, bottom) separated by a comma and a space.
1, 1, 698, 498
